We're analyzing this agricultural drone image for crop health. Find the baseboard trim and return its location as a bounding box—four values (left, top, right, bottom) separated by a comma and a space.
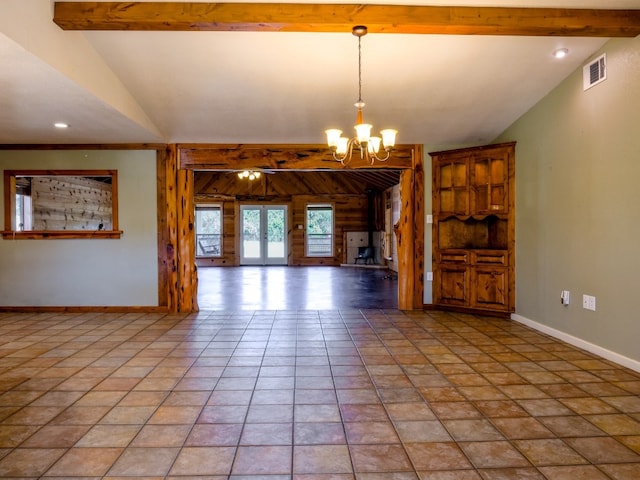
511, 313, 640, 373
0, 306, 169, 314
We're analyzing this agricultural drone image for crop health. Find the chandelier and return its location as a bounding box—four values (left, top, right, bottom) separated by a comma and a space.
237, 170, 261, 180
325, 26, 397, 165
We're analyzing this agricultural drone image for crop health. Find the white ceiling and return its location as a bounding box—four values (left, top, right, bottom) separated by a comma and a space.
0, 0, 637, 146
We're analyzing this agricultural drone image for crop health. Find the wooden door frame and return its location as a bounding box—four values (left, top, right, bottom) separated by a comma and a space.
165, 143, 424, 311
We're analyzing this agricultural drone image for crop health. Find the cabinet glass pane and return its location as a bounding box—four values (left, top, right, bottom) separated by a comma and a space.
490, 158, 505, 182
490, 185, 505, 211
453, 163, 467, 187
454, 189, 468, 213
440, 190, 453, 212
439, 164, 453, 188
475, 185, 489, 211
440, 188, 469, 214
474, 160, 489, 185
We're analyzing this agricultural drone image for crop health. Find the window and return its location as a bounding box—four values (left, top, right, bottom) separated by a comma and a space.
195, 204, 222, 256
306, 204, 333, 256
3, 170, 120, 239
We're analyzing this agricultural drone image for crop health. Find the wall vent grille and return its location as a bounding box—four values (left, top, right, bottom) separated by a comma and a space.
583, 53, 606, 91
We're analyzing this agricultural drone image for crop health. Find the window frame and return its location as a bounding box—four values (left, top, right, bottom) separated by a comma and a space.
2, 169, 121, 239
305, 203, 334, 257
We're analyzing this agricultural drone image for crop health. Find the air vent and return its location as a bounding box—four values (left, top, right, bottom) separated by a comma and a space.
583, 53, 606, 91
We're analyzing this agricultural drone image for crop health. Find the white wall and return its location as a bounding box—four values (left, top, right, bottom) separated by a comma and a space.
0, 150, 159, 307
496, 36, 640, 365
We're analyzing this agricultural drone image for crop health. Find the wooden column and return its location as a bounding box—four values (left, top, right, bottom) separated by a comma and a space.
156, 146, 175, 310
176, 167, 198, 312
397, 168, 415, 310
412, 145, 425, 309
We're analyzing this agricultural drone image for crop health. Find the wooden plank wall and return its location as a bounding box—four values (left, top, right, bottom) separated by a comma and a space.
31, 176, 112, 230
194, 192, 370, 267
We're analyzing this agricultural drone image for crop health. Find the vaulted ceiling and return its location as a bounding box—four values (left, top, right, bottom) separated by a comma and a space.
1, 1, 639, 146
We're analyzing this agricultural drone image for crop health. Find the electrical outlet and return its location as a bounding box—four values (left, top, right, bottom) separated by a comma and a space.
582, 294, 596, 311
426, 271, 433, 281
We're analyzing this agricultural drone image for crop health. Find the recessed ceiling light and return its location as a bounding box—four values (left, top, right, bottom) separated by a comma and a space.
54, 122, 69, 129
553, 48, 569, 59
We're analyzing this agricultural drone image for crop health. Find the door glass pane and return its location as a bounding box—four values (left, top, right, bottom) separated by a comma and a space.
267, 208, 285, 259
242, 208, 261, 259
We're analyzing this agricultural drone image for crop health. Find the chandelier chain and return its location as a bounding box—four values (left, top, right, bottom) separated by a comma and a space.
357, 34, 363, 105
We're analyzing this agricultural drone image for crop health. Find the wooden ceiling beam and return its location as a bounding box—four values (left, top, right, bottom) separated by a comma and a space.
53, 2, 640, 37
178, 144, 415, 170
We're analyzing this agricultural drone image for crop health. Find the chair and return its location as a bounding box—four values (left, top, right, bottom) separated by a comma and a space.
354, 246, 374, 264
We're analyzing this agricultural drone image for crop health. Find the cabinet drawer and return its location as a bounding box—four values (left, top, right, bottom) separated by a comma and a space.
438, 250, 469, 264
472, 251, 507, 266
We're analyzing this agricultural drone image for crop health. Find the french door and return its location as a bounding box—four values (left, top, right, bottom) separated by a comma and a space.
240, 205, 288, 265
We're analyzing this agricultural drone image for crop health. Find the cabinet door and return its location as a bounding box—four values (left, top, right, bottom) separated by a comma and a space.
435, 154, 469, 215
471, 267, 509, 311
470, 149, 508, 214
435, 265, 469, 306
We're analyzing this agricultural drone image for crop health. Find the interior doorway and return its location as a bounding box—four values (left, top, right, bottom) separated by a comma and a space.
240, 205, 288, 265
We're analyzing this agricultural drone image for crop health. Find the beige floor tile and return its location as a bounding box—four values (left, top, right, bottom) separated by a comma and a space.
45, 446, 123, 476
294, 422, 346, 445
565, 436, 640, 463
513, 438, 587, 466
240, 422, 293, 445
459, 441, 530, 469
349, 444, 413, 472
0, 425, 40, 448
76, 424, 141, 447
0, 447, 66, 476
597, 463, 640, 480
107, 447, 179, 476
585, 413, 640, 435
405, 442, 472, 471
232, 445, 292, 475
185, 423, 242, 446
130, 424, 192, 447
99, 406, 156, 424
441, 419, 504, 442
344, 421, 400, 444
20, 424, 89, 447
537, 465, 609, 480
491, 417, 555, 439
169, 446, 236, 476
418, 471, 481, 480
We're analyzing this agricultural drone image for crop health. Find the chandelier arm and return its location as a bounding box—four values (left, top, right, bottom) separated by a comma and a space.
371, 150, 391, 162
332, 137, 356, 165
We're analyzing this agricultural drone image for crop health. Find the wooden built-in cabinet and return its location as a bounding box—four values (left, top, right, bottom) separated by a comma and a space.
431, 142, 515, 314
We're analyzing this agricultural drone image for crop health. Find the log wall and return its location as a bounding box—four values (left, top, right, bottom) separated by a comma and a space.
194, 193, 369, 267
31, 176, 112, 230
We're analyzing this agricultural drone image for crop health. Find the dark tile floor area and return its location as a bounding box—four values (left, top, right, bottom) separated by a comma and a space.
197, 266, 398, 310
0, 267, 638, 479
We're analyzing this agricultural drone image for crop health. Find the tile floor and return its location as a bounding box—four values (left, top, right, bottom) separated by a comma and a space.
0, 309, 638, 479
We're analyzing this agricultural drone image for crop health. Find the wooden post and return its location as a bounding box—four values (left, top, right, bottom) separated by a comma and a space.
397, 168, 415, 310
412, 145, 425, 309
161, 145, 179, 312
177, 167, 198, 312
